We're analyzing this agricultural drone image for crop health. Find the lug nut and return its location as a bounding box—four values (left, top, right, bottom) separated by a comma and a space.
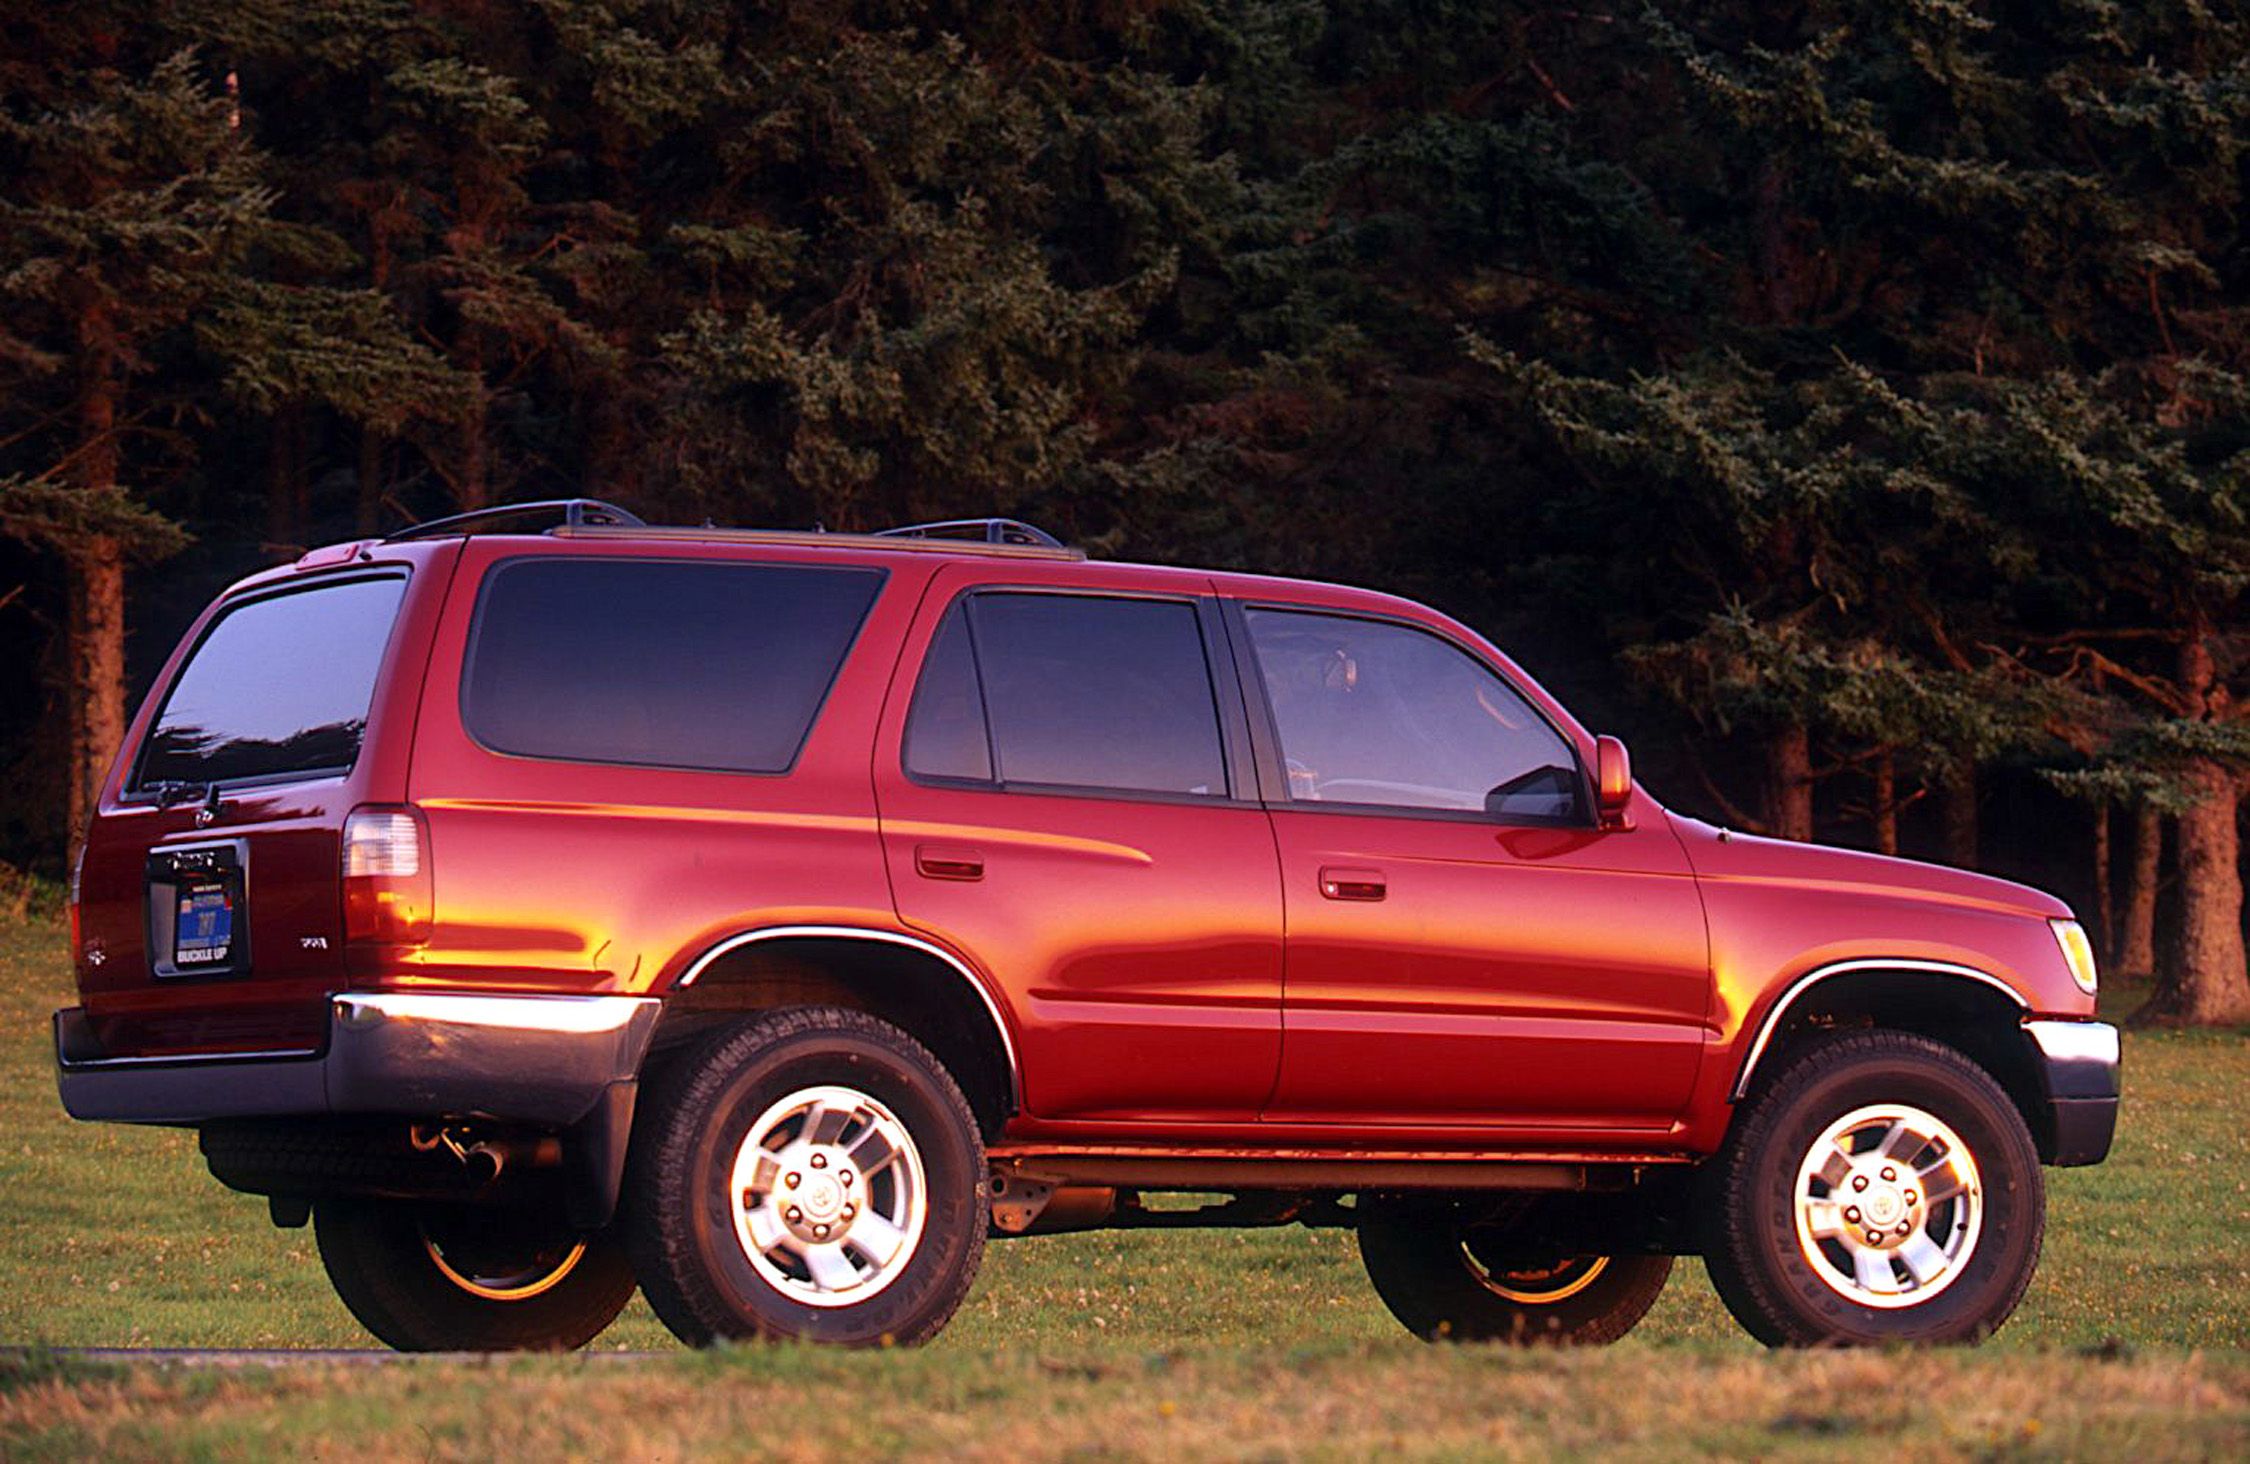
1865, 1231, 1883, 1245
1844, 1206, 1861, 1223
839, 1170, 853, 1187
1903, 1190, 1917, 1205
841, 1203, 856, 1220
1881, 1166, 1897, 1181
811, 1153, 828, 1170
1897, 1223, 1911, 1237
813, 1223, 830, 1239
1852, 1175, 1869, 1192
785, 1205, 803, 1223
785, 1171, 802, 1189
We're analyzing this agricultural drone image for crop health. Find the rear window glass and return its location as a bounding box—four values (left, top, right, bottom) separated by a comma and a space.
462, 558, 883, 773
136, 576, 406, 790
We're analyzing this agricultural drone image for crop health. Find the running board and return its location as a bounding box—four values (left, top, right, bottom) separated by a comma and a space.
988, 1148, 1682, 1196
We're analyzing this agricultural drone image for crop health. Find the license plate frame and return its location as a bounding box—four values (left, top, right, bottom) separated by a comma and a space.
146, 839, 250, 979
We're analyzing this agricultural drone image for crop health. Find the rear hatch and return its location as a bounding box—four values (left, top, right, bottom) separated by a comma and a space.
70, 546, 451, 1057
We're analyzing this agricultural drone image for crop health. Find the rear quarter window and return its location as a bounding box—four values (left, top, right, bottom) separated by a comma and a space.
461, 558, 884, 774
134, 575, 407, 791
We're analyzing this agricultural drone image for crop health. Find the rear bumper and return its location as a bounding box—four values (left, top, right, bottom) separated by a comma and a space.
54, 992, 661, 1130
2023, 1018, 2120, 1167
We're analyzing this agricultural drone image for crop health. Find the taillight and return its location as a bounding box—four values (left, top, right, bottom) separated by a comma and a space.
343, 805, 432, 946
67, 839, 84, 966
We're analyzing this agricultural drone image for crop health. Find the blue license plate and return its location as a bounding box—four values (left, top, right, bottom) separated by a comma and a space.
174, 884, 233, 966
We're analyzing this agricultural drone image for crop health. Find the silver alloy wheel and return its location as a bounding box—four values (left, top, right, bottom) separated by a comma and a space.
1792, 1102, 1983, 1310
1462, 1247, 1611, 1304
728, 1083, 929, 1309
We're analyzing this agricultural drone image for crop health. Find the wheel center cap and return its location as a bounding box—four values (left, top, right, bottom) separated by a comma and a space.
1864, 1187, 1904, 1226
800, 1173, 844, 1219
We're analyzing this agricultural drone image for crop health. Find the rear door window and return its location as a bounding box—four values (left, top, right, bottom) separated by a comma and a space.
135, 575, 407, 791
462, 558, 883, 774
906, 592, 1228, 798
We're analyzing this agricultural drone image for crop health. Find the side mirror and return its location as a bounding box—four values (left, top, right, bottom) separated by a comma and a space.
1595, 735, 1633, 824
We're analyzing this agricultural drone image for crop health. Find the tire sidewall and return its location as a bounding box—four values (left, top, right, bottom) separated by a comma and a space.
674, 1023, 984, 1345
1359, 1210, 1672, 1345
1738, 1050, 2042, 1345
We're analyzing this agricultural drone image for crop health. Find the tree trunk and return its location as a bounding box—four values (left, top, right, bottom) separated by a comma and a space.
2118, 803, 2162, 979
2139, 759, 2250, 1024
2090, 801, 2113, 963
1763, 724, 1814, 841
64, 534, 126, 841
64, 344, 127, 843
1870, 751, 1898, 856
1940, 759, 1978, 869
2140, 625, 2250, 1024
265, 402, 309, 549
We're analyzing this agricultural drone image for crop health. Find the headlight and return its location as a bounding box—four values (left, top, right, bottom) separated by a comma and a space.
2050, 918, 2099, 997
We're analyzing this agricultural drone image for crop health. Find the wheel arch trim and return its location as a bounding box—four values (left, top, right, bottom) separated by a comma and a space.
670, 924, 1021, 1106
1729, 957, 2028, 1102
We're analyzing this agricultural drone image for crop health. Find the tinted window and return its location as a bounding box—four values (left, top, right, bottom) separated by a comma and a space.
954, 593, 1227, 797
463, 559, 882, 773
903, 605, 993, 782
1245, 608, 1583, 821
136, 576, 406, 789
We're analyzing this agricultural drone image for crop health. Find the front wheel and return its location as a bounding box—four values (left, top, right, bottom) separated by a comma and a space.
314, 1199, 637, 1351
1703, 1029, 2045, 1346
1358, 1206, 1673, 1344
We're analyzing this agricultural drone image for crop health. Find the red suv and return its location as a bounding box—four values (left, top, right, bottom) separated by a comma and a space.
55, 500, 2117, 1352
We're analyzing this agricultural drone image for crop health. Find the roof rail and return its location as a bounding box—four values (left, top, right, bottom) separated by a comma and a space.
873, 518, 1064, 549
383, 498, 645, 543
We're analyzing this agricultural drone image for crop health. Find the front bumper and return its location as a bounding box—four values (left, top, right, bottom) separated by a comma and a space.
55, 992, 661, 1130
2023, 1018, 2120, 1167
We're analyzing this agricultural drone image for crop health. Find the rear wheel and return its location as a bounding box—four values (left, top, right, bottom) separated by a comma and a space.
1704, 1029, 2044, 1346
1358, 1207, 1673, 1344
314, 1199, 636, 1351
623, 1006, 987, 1347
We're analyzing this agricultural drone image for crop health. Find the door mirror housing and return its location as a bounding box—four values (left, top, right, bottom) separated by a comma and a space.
1594, 735, 1633, 825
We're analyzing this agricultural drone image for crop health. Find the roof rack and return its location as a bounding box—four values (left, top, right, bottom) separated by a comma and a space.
872, 518, 1065, 549
383, 498, 645, 543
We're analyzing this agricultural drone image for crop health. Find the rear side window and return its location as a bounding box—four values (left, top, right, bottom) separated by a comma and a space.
463, 558, 882, 774
905, 592, 1228, 798
135, 576, 407, 790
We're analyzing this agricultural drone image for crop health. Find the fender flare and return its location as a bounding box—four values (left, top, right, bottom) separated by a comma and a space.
1729, 957, 2028, 1101
671, 923, 1022, 1106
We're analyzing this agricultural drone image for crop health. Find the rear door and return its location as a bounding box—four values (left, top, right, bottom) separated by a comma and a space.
874, 565, 1284, 1124
73, 552, 447, 1055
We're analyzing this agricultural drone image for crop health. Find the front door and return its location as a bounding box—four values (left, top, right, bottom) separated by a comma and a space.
875, 568, 1285, 1124
1233, 604, 1710, 1134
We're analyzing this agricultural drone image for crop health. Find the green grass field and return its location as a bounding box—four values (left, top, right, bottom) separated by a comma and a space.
2, 917, 2245, 1457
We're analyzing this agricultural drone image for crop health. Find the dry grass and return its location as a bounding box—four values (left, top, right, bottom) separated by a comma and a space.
2, 1342, 2244, 1460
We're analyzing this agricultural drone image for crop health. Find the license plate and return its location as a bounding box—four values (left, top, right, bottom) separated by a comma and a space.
174, 882, 234, 966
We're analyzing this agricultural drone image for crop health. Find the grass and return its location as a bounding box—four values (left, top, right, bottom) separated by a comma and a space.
1, 916, 2244, 1456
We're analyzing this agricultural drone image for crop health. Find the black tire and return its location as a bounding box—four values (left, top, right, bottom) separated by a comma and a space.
314, 1199, 636, 1352
1358, 1206, 1673, 1345
1703, 1029, 2044, 1347
622, 1006, 987, 1347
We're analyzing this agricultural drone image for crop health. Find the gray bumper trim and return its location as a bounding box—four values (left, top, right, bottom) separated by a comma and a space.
56, 993, 661, 1129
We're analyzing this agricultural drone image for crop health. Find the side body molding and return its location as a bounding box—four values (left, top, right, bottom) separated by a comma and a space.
1729, 957, 2029, 1101
671, 924, 1022, 1104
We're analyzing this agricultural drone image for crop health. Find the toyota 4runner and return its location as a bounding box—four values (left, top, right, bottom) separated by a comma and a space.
54, 499, 2119, 1351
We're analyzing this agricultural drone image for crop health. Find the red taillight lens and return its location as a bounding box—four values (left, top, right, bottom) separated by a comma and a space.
343, 805, 431, 946
67, 839, 84, 967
